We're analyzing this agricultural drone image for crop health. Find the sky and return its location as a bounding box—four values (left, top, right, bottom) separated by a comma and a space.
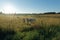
0, 0, 60, 13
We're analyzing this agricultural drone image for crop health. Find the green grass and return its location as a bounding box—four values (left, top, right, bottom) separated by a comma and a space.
0, 14, 60, 40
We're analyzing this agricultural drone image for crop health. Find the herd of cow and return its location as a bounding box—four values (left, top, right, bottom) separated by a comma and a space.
23, 18, 36, 25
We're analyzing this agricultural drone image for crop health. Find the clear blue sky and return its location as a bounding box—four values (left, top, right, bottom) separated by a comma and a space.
0, 0, 60, 13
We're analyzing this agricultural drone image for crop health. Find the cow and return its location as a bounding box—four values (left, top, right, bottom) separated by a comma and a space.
23, 18, 36, 25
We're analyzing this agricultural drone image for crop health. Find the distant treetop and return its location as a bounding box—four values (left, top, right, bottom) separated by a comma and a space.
44, 12, 56, 14
0, 12, 2, 14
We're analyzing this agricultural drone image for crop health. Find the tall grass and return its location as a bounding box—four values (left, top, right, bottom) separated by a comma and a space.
0, 14, 60, 40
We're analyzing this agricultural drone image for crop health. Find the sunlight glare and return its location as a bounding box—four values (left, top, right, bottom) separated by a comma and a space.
2, 3, 16, 14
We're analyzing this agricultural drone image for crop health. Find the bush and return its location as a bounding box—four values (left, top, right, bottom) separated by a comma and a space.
0, 25, 60, 40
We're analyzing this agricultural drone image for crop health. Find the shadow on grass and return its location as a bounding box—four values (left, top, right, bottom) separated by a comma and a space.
0, 25, 60, 40
0, 28, 15, 40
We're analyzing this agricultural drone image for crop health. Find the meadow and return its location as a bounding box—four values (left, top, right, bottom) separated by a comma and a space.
0, 14, 60, 40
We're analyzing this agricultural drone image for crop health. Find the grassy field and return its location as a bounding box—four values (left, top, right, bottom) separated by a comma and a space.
0, 14, 60, 40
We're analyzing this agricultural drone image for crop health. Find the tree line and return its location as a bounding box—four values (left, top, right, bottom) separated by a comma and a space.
0, 12, 60, 14
43, 12, 60, 14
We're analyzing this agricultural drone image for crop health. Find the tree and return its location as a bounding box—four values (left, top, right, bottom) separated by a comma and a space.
0, 12, 2, 14
44, 12, 56, 14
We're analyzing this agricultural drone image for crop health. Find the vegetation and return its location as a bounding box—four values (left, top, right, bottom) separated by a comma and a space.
0, 13, 60, 40
44, 12, 56, 14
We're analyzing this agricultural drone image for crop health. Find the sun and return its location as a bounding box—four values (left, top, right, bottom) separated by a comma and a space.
2, 3, 16, 14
